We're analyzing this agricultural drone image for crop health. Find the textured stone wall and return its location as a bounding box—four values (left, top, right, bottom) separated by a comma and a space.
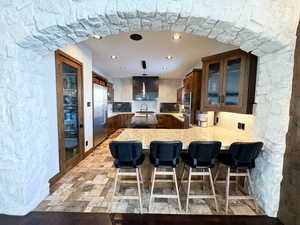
278, 23, 300, 225
0, 0, 299, 216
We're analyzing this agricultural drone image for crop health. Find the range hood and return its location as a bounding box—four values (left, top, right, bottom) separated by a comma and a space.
132, 76, 159, 101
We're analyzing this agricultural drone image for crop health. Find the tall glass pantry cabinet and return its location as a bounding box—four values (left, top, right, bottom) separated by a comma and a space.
54, 50, 84, 175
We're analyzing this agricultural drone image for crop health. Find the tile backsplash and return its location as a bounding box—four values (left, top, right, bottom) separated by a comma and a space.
112, 102, 132, 112
132, 101, 157, 112
160, 103, 179, 113
215, 112, 255, 138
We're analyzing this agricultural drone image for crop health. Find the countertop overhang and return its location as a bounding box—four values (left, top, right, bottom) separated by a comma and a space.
114, 127, 255, 150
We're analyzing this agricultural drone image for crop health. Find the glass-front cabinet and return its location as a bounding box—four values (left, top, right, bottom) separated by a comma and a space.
223, 56, 243, 110
207, 62, 221, 106
55, 50, 84, 173
201, 49, 257, 114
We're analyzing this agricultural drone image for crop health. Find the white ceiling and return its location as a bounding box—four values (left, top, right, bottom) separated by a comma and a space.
82, 30, 237, 79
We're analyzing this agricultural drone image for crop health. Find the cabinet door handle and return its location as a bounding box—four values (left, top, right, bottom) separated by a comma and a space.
220, 95, 225, 103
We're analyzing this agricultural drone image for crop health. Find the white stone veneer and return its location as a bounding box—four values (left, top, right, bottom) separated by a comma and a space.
0, 0, 299, 216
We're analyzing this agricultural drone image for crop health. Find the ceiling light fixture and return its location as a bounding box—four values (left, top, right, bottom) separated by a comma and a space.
172, 33, 181, 40
130, 33, 143, 41
165, 55, 174, 60
92, 34, 102, 40
111, 55, 118, 60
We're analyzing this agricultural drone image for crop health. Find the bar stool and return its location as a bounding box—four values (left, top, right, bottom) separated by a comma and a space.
109, 141, 145, 213
149, 141, 182, 212
214, 142, 263, 214
180, 141, 221, 213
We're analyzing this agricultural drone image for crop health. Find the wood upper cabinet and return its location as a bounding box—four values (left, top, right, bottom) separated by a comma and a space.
183, 69, 202, 124
107, 82, 114, 103
183, 73, 193, 93
201, 49, 257, 114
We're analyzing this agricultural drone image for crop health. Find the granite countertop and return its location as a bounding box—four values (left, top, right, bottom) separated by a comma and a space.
108, 112, 134, 118
114, 126, 255, 150
108, 112, 184, 121
158, 113, 185, 121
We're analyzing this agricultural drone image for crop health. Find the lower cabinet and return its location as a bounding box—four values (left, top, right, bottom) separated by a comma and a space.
156, 114, 184, 129
107, 114, 184, 137
107, 114, 134, 137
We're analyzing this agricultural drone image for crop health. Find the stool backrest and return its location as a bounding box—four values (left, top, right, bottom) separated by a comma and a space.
229, 142, 263, 167
109, 141, 143, 163
150, 141, 182, 166
188, 141, 221, 167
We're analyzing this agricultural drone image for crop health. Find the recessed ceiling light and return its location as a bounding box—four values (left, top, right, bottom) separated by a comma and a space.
111, 55, 118, 60
165, 56, 174, 60
130, 33, 143, 41
92, 34, 102, 40
172, 33, 181, 40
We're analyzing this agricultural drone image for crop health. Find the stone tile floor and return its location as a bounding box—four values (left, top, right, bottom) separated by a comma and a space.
35, 130, 264, 215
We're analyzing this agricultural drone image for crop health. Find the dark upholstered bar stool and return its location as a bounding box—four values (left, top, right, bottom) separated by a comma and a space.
109, 141, 145, 213
180, 141, 221, 213
214, 142, 263, 214
149, 141, 182, 211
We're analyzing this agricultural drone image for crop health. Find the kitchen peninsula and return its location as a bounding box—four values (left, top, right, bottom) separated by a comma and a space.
113, 126, 256, 187
115, 126, 255, 150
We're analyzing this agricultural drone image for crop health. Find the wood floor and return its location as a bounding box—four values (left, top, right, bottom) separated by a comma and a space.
0, 212, 283, 225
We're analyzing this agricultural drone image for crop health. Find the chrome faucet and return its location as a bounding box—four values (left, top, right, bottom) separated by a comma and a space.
140, 103, 148, 113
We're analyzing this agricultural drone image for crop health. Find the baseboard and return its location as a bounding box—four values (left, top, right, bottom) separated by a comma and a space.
83, 147, 96, 159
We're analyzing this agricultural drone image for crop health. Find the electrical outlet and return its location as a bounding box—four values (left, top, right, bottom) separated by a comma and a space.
238, 122, 245, 130
85, 140, 88, 146
242, 123, 245, 130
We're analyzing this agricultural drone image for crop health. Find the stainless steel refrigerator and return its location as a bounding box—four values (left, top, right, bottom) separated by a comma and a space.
93, 83, 108, 147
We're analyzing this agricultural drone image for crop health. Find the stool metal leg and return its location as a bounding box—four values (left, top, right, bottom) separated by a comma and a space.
185, 167, 192, 213
149, 168, 156, 211
208, 168, 219, 212
136, 168, 143, 214
225, 168, 230, 214
173, 168, 182, 211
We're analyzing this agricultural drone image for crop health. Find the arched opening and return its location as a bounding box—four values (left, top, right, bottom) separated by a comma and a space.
0, 1, 298, 218
278, 22, 300, 225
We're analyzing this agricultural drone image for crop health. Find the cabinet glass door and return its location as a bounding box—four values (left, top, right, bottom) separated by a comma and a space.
224, 58, 241, 105
62, 62, 80, 161
207, 62, 221, 105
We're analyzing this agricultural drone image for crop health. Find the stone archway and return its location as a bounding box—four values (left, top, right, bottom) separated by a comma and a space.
278, 22, 300, 225
0, 0, 299, 216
